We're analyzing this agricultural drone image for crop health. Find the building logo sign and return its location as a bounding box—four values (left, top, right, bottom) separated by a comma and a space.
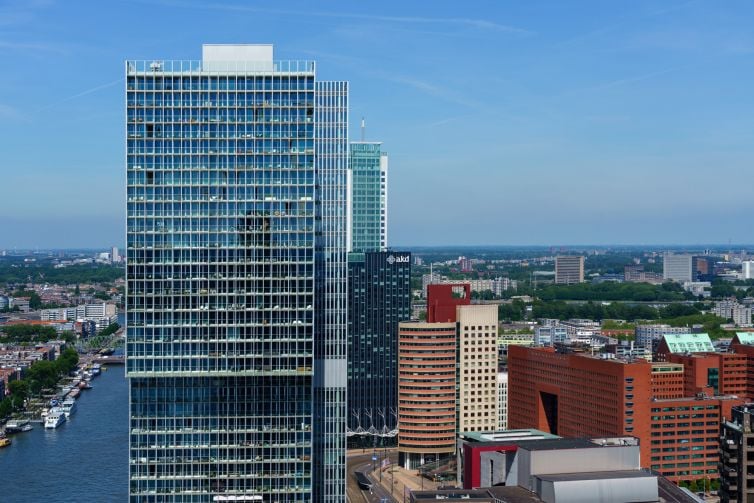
387, 254, 409, 265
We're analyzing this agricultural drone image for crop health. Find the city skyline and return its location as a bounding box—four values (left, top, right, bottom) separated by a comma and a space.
3, 1, 754, 248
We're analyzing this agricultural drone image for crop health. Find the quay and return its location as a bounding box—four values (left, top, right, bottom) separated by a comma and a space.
91, 355, 124, 365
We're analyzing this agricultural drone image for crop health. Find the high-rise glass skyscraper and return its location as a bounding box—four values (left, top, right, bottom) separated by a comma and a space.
348, 142, 387, 253
346, 251, 411, 447
126, 45, 347, 502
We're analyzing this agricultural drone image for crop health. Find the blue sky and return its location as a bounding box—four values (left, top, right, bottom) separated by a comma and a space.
1, 0, 753, 248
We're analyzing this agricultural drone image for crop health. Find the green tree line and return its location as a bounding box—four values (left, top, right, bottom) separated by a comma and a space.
536, 282, 690, 302
0, 262, 123, 286
0, 348, 79, 418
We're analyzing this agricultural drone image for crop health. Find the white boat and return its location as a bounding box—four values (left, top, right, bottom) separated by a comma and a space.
44, 408, 66, 429
4, 419, 32, 433
60, 398, 77, 418
91, 364, 102, 376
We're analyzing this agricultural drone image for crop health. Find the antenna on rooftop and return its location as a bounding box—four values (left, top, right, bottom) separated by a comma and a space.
360, 117, 365, 142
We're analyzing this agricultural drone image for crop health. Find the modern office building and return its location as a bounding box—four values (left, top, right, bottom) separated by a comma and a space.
635, 324, 689, 351
348, 141, 387, 252
508, 345, 744, 484
346, 251, 411, 447
663, 253, 694, 283
398, 298, 499, 469
126, 44, 348, 501
743, 261, 754, 280
720, 403, 754, 502
533, 324, 568, 346
398, 321, 458, 469
693, 256, 716, 280
554, 256, 584, 285
457, 305, 499, 433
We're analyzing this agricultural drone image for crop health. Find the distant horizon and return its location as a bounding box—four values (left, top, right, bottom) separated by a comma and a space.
3, 243, 754, 253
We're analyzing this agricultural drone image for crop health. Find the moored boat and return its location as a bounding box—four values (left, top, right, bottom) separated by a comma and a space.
0, 435, 11, 448
44, 408, 66, 429
4, 420, 33, 434
60, 398, 77, 419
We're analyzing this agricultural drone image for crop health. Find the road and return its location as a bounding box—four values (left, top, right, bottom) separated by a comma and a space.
347, 452, 400, 503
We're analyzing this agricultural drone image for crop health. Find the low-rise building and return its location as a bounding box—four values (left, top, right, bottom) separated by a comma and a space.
534, 325, 567, 346
456, 433, 660, 502
635, 324, 689, 352
682, 281, 711, 298
714, 299, 753, 327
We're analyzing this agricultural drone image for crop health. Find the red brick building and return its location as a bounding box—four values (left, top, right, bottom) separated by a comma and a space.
426, 283, 470, 323
508, 345, 745, 483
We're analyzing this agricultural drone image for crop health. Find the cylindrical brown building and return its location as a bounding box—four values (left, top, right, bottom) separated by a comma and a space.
398, 321, 457, 469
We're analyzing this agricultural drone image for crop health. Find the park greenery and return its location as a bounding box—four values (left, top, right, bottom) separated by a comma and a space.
82, 323, 123, 351
498, 299, 732, 338
0, 259, 123, 287
535, 282, 691, 302
0, 325, 58, 344
0, 348, 79, 419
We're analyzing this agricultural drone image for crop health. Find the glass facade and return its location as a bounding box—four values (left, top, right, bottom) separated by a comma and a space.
126, 47, 347, 502
346, 252, 411, 447
349, 142, 387, 253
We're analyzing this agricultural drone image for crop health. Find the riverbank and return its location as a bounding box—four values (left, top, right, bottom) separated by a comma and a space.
0, 365, 128, 502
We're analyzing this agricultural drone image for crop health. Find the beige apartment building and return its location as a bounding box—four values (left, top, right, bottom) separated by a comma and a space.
457, 304, 499, 432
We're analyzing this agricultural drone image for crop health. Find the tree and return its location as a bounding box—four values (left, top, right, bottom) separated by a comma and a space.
8, 380, 29, 402
499, 300, 526, 322
60, 331, 76, 345
98, 323, 121, 338
0, 397, 12, 418
25, 360, 58, 393
12, 290, 42, 309
0, 324, 57, 343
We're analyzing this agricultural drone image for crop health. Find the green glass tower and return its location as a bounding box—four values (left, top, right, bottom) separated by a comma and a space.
348, 142, 387, 252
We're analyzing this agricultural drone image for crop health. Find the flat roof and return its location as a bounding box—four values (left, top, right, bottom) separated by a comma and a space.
459, 429, 558, 444
484, 486, 543, 503
535, 470, 655, 482
411, 490, 494, 503
522, 438, 599, 451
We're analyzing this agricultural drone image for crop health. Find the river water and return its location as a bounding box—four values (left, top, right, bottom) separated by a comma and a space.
1, 364, 128, 502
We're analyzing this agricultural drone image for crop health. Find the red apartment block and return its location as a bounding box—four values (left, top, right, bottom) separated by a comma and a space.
508, 345, 745, 483
426, 283, 470, 323
667, 352, 747, 397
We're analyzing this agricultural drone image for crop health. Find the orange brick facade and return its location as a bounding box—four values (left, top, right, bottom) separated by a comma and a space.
397, 322, 458, 468
508, 345, 746, 483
